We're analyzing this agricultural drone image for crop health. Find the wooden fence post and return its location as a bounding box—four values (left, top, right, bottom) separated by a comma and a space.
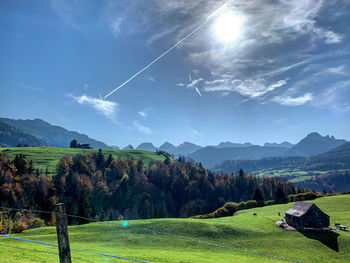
55, 203, 72, 263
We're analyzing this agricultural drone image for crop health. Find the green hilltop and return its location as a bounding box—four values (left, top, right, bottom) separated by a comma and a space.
0, 147, 166, 175
1, 194, 349, 262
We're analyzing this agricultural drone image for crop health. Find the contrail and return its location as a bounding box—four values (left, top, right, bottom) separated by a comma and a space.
104, 0, 232, 99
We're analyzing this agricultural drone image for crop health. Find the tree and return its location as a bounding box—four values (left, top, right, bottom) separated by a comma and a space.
105, 154, 113, 167
96, 149, 105, 170
163, 157, 171, 165
13, 154, 29, 174
70, 139, 78, 148
274, 187, 287, 203
252, 187, 264, 202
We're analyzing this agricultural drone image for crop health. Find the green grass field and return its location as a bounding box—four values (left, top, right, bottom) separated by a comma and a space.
0, 195, 349, 262
254, 168, 330, 182
0, 147, 166, 175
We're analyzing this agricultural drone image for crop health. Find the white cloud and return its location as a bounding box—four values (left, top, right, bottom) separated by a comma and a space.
147, 25, 180, 45
312, 28, 343, 44
17, 83, 41, 92
138, 111, 147, 118
110, 17, 123, 37
186, 126, 203, 138
138, 107, 153, 118
312, 80, 350, 108
68, 94, 118, 120
133, 121, 152, 134
203, 78, 288, 98
187, 78, 203, 89
271, 93, 313, 106
145, 76, 156, 82
326, 65, 347, 75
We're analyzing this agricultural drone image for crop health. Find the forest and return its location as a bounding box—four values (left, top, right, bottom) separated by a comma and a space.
0, 150, 307, 230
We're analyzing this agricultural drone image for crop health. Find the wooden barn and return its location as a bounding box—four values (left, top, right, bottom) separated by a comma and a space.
284, 201, 330, 230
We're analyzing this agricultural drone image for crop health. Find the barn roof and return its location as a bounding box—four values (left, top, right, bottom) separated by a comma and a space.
285, 201, 314, 217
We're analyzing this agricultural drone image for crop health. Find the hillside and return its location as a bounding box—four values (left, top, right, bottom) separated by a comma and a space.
0, 147, 166, 175
0, 121, 49, 147
285, 132, 347, 157
214, 143, 350, 191
1, 195, 349, 262
216, 142, 350, 173
0, 118, 110, 149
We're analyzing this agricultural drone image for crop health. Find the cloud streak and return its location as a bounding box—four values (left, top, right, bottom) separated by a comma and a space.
271, 93, 313, 106
133, 121, 152, 134
68, 94, 118, 120
203, 78, 288, 98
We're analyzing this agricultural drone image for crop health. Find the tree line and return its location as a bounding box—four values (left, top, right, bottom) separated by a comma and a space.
0, 150, 308, 230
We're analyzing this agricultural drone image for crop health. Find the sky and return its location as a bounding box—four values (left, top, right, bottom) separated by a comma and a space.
1, 0, 350, 148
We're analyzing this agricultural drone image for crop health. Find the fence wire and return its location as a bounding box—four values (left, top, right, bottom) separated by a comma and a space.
0, 206, 302, 263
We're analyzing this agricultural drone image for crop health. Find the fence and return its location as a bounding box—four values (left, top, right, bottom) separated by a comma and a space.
0, 205, 303, 263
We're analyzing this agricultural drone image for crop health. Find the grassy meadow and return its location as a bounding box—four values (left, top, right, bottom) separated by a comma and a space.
0, 195, 349, 262
254, 168, 329, 182
0, 147, 166, 175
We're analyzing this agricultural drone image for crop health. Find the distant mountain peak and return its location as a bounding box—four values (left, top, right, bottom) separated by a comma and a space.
159, 142, 176, 152
136, 142, 157, 151
286, 132, 347, 157
305, 132, 323, 138
123, 144, 134, 150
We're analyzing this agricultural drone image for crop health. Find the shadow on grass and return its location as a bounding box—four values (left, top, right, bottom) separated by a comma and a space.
0, 243, 93, 262
300, 231, 340, 252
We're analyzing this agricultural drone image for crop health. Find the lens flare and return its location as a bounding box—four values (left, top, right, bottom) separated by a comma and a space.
213, 12, 244, 43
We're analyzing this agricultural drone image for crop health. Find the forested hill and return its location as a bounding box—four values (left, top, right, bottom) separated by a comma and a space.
0, 151, 304, 220
0, 118, 110, 148
0, 121, 48, 147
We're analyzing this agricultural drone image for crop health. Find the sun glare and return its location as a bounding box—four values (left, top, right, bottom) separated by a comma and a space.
213, 12, 244, 44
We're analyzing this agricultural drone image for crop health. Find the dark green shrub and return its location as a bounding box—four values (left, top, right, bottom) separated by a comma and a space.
238, 202, 247, 210
245, 200, 258, 209
11, 221, 25, 233
288, 194, 295, 202
223, 202, 238, 214
28, 218, 45, 229
265, 200, 275, 206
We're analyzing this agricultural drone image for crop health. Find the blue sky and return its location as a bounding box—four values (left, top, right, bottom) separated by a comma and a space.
1, 0, 349, 148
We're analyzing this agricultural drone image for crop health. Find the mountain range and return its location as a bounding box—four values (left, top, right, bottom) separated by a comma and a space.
0, 118, 110, 149
214, 141, 350, 175
0, 118, 347, 170
189, 132, 347, 168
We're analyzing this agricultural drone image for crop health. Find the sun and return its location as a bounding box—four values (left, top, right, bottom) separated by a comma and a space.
213, 12, 245, 44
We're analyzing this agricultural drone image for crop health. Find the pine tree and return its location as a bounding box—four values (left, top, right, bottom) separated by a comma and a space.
163, 157, 171, 165
105, 154, 113, 167
274, 187, 287, 203
96, 149, 105, 170
252, 187, 264, 202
